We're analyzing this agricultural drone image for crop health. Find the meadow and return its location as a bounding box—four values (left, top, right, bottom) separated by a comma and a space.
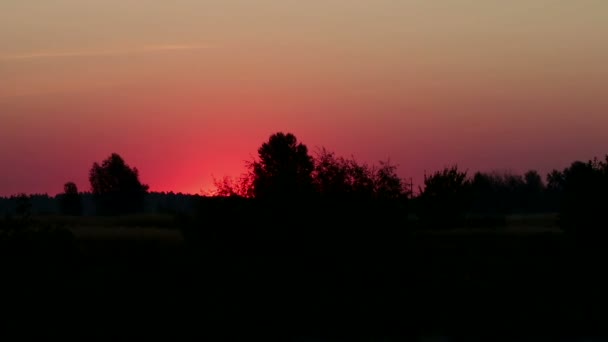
5, 211, 602, 340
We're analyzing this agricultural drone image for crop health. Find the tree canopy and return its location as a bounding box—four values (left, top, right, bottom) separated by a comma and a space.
312, 148, 406, 201
58, 182, 83, 216
89, 153, 149, 215
249, 132, 315, 200
417, 166, 470, 226
553, 156, 608, 237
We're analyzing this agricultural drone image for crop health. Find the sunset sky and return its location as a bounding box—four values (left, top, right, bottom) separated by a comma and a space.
1, 1, 607, 196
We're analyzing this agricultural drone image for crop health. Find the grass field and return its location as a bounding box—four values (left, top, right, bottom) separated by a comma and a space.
31, 212, 562, 235
4, 213, 606, 339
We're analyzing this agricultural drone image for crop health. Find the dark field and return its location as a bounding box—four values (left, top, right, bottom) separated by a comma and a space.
2, 214, 607, 340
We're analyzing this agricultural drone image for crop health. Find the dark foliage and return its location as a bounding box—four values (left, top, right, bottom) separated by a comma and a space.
58, 182, 83, 216
210, 174, 253, 198
522, 170, 546, 211
249, 132, 315, 200
312, 148, 407, 201
417, 166, 470, 227
374, 160, 407, 200
89, 153, 149, 215
554, 156, 608, 238
5, 141, 608, 338
312, 148, 366, 199
12, 193, 33, 219
470, 170, 548, 215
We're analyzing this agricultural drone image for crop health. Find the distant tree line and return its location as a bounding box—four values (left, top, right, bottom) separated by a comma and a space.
0, 192, 201, 218
1, 132, 607, 235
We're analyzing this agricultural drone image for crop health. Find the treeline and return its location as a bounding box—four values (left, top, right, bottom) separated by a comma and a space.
0, 192, 201, 217
1, 132, 607, 233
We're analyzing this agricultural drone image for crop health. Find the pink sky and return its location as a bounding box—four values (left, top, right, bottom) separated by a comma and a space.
1, 1, 607, 196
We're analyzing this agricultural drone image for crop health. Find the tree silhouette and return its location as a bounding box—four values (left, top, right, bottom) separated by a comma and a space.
470, 170, 547, 215
501, 172, 526, 213
211, 174, 254, 198
547, 169, 565, 193
58, 182, 83, 216
470, 172, 500, 214
373, 159, 406, 200
417, 166, 470, 227
524, 170, 543, 191
558, 157, 608, 237
14, 193, 32, 220
312, 148, 374, 200
249, 132, 314, 200
344, 158, 375, 199
312, 148, 352, 199
522, 170, 545, 212
89, 153, 149, 215
312, 148, 407, 201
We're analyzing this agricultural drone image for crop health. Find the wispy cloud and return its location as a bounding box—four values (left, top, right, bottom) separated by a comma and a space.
0, 44, 210, 61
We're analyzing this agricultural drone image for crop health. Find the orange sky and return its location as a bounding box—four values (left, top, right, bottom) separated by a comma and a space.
1, 1, 607, 195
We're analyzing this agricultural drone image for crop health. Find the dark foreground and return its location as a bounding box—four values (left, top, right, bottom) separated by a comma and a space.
2, 217, 608, 340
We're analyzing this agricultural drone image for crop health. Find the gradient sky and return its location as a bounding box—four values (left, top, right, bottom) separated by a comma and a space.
1, 1, 607, 196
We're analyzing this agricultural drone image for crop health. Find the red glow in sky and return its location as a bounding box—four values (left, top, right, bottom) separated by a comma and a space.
1, 1, 607, 196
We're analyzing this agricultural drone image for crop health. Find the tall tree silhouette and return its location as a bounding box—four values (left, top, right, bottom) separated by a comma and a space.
58, 182, 83, 216
89, 153, 149, 215
250, 132, 314, 200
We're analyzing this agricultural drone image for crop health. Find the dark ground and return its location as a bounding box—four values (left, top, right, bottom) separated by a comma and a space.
2, 217, 608, 341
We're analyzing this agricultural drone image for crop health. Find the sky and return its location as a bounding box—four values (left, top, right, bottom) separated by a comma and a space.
1, 0, 607, 196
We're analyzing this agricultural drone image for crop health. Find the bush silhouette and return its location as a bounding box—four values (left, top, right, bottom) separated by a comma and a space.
89, 153, 149, 215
